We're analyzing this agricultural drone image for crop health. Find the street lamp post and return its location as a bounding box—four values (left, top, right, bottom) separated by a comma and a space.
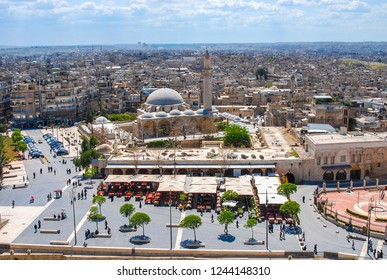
169, 189, 173, 250
265, 190, 269, 250
70, 187, 77, 246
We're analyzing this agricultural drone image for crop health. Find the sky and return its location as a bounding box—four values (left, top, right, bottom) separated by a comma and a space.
0, 0, 386, 46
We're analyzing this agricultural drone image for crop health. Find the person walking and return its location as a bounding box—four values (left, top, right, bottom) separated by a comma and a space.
352, 240, 355, 250
12, 200, 15, 208
105, 220, 108, 230
236, 220, 239, 228
211, 214, 214, 223
34, 224, 37, 233
40, 168, 42, 174
302, 196, 305, 203
38, 220, 41, 229
314, 244, 318, 255
33, 172, 35, 179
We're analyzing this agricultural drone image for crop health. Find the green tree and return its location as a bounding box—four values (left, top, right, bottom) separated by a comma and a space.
221, 190, 239, 202
280, 201, 301, 223
106, 113, 136, 122
0, 135, 11, 186
120, 203, 136, 226
17, 141, 27, 153
92, 195, 106, 216
277, 183, 297, 200
179, 214, 202, 242
11, 129, 22, 143
244, 218, 258, 240
87, 206, 104, 231
0, 124, 7, 133
217, 209, 235, 235
223, 124, 250, 148
130, 212, 151, 237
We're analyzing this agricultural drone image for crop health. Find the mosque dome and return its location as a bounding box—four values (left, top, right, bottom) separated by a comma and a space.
183, 109, 195, 116
170, 109, 182, 116
155, 111, 168, 118
196, 109, 204, 115
140, 113, 154, 119
145, 88, 184, 106
95, 116, 111, 123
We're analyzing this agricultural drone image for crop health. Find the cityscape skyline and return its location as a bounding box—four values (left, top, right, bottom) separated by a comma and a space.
0, 0, 386, 46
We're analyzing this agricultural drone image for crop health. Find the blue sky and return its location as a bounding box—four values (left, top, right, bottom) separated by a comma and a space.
0, 0, 386, 46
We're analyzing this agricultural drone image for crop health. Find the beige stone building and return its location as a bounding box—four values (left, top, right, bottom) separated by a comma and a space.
303, 131, 387, 181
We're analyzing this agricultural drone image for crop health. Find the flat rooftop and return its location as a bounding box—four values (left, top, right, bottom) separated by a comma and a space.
306, 131, 387, 145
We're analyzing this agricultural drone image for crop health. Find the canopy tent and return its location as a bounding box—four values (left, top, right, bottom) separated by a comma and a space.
157, 175, 187, 192
222, 175, 253, 196
186, 176, 218, 194
104, 174, 132, 183
252, 175, 287, 205
188, 184, 217, 194
130, 174, 162, 183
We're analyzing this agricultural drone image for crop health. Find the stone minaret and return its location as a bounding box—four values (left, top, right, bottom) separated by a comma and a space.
202, 50, 212, 113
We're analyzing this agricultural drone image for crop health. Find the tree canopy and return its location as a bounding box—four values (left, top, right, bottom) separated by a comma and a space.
0, 135, 11, 185
120, 203, 136, 226
179, 214, 202, 242
280, 201, 301, 218
130, 212, 151, 237
277, 183, 297, 200
223, 124, 250, 148
87, 206, 104, 231
221, 190, 239, 202
106, 113, 136, 122
74, 135, 100, 169
244, 218, 258, 240
92, 195, 106, 215
217, 209, 235, 235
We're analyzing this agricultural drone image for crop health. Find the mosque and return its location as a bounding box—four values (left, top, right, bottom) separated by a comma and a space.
132, 51, 216, 140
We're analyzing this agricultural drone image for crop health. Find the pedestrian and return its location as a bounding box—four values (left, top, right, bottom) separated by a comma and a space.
380, 250, 383, 259
369, 239, 373, 252
373, 249, 376, 258
314, 244, 318, 255
236, 220, 239, 228
77, 193, 80, 200
105, 220, 108, 230
302, 196, 305, 203
302, 232, 305, 241
12, 200, 15, 208
23, 175, 25, 182
107, 227, 111, 235
40, 168, 42, 174
139, 200, 142, 208
34, 224, 37, 233
38, 220, 41, 229
211, 214, 214, 223
54, 169, 56, 175
33, 172, 35, 179
85, 230, 88, 240
352, 240, 355, 250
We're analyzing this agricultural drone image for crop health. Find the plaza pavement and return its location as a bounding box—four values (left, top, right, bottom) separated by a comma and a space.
0, 128, 385, 259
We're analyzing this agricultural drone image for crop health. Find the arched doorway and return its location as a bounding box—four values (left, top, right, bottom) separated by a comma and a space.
350, 166, 361, 180
241, 169, 250, 175
224, 169, 234, 177
112, 169, 123, 175
191, 169, 204, 176
252, 169, 263, 176
178, 169, 188, 175
151, 169, 161, 175
285, 172, 295, 184
336, 169, 346, 181
125, 169, 135, 175
206, 169, 220, 176
163, 169, 173, 175
265, 168, 275, 176
323, 170, 334, 181
138, 169, 149, 174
